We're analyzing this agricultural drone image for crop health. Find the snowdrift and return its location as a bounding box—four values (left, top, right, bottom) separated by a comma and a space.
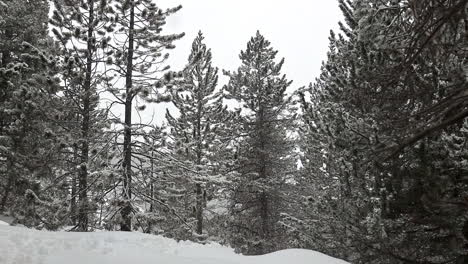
0, 224, 348, 264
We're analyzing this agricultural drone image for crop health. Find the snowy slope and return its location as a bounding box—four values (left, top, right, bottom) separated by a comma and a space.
0, 225, 348, 264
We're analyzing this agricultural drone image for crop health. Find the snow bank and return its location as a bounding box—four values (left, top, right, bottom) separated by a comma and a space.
0, 225, 348, 264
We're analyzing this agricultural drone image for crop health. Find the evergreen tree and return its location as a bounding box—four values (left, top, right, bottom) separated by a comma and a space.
107, 0, 184, 231
0, 0, 71, 229
165, 31, 232, 239
224, 31, 296, 255
50, 0, 115, 231
294, 0, 468, 263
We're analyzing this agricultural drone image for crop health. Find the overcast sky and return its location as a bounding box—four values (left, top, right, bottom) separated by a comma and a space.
157, 0, 343, 88
122, 1, 344, 124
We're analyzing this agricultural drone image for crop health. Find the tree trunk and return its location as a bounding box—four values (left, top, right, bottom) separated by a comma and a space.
70, 171, 77, 226
70, 141, 78, 225
258, 105, 269, 241
195, 183, 203, 235
120, 3, 135, 232
195, 98, 204, 235
147, 150, 154, 234
76, 0, 96, 232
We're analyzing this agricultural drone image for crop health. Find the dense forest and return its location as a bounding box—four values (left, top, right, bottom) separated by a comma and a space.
0, 0, 467, 263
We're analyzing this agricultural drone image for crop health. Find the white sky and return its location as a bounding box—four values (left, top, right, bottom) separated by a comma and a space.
114, 1, 344, 125
157, 0, 343, 88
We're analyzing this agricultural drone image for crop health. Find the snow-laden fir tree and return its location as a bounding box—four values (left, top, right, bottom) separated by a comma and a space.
164, 31, 234, 239
106, 0, 184, 231
223, 31, 296, 255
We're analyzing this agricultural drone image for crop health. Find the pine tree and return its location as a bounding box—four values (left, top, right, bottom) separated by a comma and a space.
295, 0, 468, 262
1, 0, 46, 211
165, 31, 232, 239
50, 0, 115, 231
0, 0, 70, 229
108, 0, 184, 231
223, 31, 296, 255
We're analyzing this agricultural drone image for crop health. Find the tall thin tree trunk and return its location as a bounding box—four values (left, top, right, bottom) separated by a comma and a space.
121, 3, 135, 232
195, 183, 203, 235
77, 0, 96, 232
70, 170, 77, 225
70, 142, 78, 225
258, 105, 269, 242
147, 148, 155, 233
195, 99, 203, 235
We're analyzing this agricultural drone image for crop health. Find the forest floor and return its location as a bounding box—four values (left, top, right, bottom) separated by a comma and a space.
0, 217, 348, 264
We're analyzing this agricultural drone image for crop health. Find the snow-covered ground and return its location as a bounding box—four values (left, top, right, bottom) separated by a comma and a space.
0, 223, 348, 264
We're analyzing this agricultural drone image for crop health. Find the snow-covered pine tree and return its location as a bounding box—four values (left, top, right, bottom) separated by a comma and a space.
331, 1, 468, 262
353, 1, 468, 262
50, 0, 116, 231
164, 31, 233, 239
295, 0, 468, 263
0, 0, 78, 230
281, 86, 344, 257
107, 0, 184, 231
0, 0, 44, 211
294, 85, 377, 262
223, 31, 296, 255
